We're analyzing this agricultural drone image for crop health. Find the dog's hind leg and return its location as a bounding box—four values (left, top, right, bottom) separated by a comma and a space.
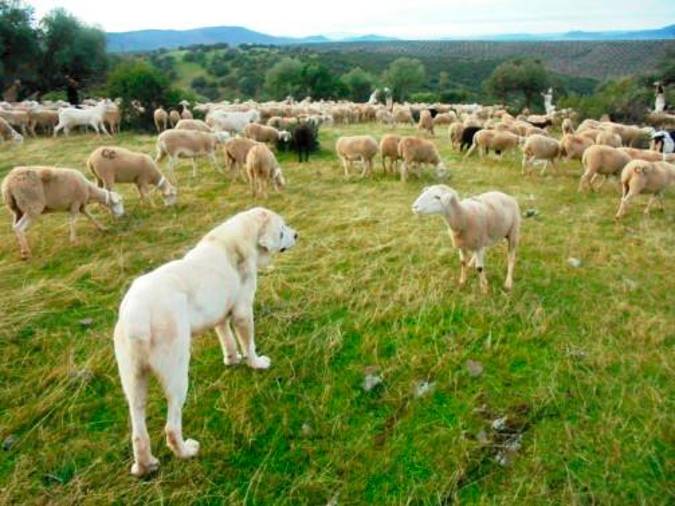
232, 307, 270, 370
216, 319, 241, 366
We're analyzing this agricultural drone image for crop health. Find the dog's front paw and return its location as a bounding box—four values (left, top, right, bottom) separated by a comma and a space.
182, 439, 200, 458
131, 456, 159, 477
249, 355, 271, 370
224, 351, 242, 366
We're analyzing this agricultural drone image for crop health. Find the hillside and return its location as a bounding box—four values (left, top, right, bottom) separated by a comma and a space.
305, 40, 675, 81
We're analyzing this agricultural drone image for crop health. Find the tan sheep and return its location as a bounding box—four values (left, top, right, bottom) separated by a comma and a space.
87, 146, 177, 206
579, 145, 632, 192
1, 166, 124, 259
155, 130, 229, 181
412, 185, 520, 293
560, 134, 594, 161
417, 110, 434, 136
245, 143, 285, 198
223, 137, 258, 180
393, 107, 414, 126
335, 135, 379, 177
521, 134, 561, 175
175, 119, 213, 132
379, 134, 402, 175
169, 109, 181, 127
398, 136, 446, 182
596, 130, 622, 148
28, 109, 59, 135
0, 109, 30, 136
616, 160, 675, 218
433, 112, 456, 126
464, 130, 520, 160
562, 118, 575, 135
0, 116, 23, 144
243, 123, 291, 145
618, 147, 675, 163
154, 107, 168, 133
448, 122, 464, 150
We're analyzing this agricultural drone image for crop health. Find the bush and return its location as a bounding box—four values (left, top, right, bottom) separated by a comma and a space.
409, 91, 437, 103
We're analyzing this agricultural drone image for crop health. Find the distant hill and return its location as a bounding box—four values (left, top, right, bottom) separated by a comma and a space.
107, 24, 674, 53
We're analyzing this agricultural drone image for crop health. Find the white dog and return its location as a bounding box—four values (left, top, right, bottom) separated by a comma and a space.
113, 207, 297, 477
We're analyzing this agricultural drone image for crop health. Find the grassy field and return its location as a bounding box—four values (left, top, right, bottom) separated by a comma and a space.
0, 124, 673, 504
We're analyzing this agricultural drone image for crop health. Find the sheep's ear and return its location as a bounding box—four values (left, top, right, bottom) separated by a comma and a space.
440, 192, 455, 207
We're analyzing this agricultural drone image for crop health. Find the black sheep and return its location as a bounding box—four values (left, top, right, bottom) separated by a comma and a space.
460, 126, 482, 152
293, 122, 316, 163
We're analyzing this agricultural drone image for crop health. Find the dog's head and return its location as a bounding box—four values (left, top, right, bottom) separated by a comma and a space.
256, 208, 297, 255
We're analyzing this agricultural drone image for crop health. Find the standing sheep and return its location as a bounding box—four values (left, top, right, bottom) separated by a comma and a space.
579, 145, 632, 192
559, 134, 594, 161
2, 166, 124, 259
169, 110, 181, 127
417, 110, 435, 136
154, 107, 168, 133
223, 137, 258, 180
0, 116, 23, 144
335, 135, 379, 178
155, 130, 229, 181
175, 119, 213, 133
521, 134, 561, 175
245, 144, 286, 198
379, 134, 402, 175
87, 146, 177, 206
412, 185, 520, 293
243, 123, 291, 145
615, 160, 675, 218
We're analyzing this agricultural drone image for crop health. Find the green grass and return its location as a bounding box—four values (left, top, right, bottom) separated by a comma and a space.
0, 125, 673, 504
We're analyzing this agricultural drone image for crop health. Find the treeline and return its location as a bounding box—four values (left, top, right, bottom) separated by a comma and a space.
0, 1, 107, 98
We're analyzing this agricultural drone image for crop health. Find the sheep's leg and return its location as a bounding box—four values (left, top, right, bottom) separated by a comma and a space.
400, 162, 408, 182
82, 207, 107, 231
458, 250, 470, 287
463, 143, 477, 161
99, 122, 111, 137
68, 209, 80, 243
209, 153, 220, 173
167, 158, 177, 184
342, 158, 350, 178
504, 235, 518, 292
191, 158, 197, 178
615, 191, 635, 219
644, 195, 659, 215
578, 170, 593, 192
13, 214, 33, 260
137, 184, 156, 208
521, 154, 528, 175
359, 157, 368, 178
475, 249, 489, 294
540, 160, 549, 176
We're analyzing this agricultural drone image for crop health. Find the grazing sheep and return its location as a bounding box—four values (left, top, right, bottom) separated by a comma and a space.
417, 109, 435, 136
154, 107, 168, 132
460, 126, 482, 152
616, 160, 675, 218
87, 146, 177, 206
0, 109, 31, 136
2, 166, 124, 259
155, 130, 230, 181
596, 130, 622, 148
103, 102, 121, 135
223, 137, 258, 179
521, 134, 561, 175
393, 107, 414, 126
293, 122, 316, 163
579, 145, 632, 192
379, 134, 402, 175
464, 130, 520, 160
54, 101, 109, 137
398, 136, 446, 182
560, 134, 594, 161
169, 109, 181, 127
562, 118, 575, 135
412, 185, 520, 292
243, 123, 291, 145
175, 119, 213, 133
433, 112, 456, 126
245, 144, 286, 198
335, 135, 379, 177
0, 116, 23, 144
448, 122, 464, 150
376, 109, 395, 127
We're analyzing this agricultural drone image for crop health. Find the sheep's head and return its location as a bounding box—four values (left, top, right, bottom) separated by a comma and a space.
272, 166, 286, 190
161, 182, 178, 206
107, 191, 125, 217
278, 130, 292, 143
214, 131, 231, 144
12, 132, 23, 145
434, 163, 449, 180
412, 185, 457, 215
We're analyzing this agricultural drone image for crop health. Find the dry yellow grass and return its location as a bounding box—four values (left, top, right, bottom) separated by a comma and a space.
0, 125, 673, 504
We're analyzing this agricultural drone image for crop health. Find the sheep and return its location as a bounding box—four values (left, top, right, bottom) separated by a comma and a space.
243, 123, 291, 145
1, 166, 124, 259
412, 185, 520, 293
398, 136, 446, 182
618, 147, 675, 163
433, 112, 457, 126
175, 119, 213, 132
596, 130, 622, 148
560, 134, 594, 161
379, 134, 402, 175
562, 118, 575, 135
103, 101, 121, 135
293, 122, 316, 163
154, 107, 168, 132
169, 109, 181, 127
417, 109, 435, 136
520, 134, 561, 175
207, 110, 260, 133
464, 130, 520, 160
376, 109, 395, 127
335, 135, 379, 178
155, 130, 230, 181
223, 137, 258, 179
0, 116, 23, 144
0, 109, 31, 136
28, 108, 59, 135
448, 122, 464, 150
393, 107, 414, 126
615, 160, 675, 218
87, 146, 177, 206
459, 126, 482, 152
579, 128, 601, 143
579, 145, 632, 192
54, 101, 109, 137
180, 103, 193, 120
245, 143, 286, 198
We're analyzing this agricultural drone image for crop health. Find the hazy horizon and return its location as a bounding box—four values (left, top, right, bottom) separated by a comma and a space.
30, 0, 675, 38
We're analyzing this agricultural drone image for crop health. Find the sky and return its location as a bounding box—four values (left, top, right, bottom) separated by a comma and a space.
29, 0, 675, 38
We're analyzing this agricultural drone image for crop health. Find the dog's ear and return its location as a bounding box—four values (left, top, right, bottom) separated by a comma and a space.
257, 209, 280, 252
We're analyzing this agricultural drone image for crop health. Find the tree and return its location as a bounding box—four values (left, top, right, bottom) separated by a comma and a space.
382, 57, 425, 102
39, 8, 107, 92
485, 59, 550, 110
300, 62, 344, 99
0, 0, 40, 88
341, 67, 375, 102
264, 57, 303, 99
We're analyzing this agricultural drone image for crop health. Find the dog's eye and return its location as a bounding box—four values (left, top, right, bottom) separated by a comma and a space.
434, 196, 441, 200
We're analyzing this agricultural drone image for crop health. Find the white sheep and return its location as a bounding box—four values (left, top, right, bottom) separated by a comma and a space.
54, 101, 110, 137
207, 110, 260, 133
616, 160, 675, 218
412, 185, 520, 292
398, 137, 446, 182
2, 166, 124, 259
520, 134, 561, 175
155, 130, 230, 181
87, 146, 177, 206
245, 143, 286, 198
335, 135, 379, 177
